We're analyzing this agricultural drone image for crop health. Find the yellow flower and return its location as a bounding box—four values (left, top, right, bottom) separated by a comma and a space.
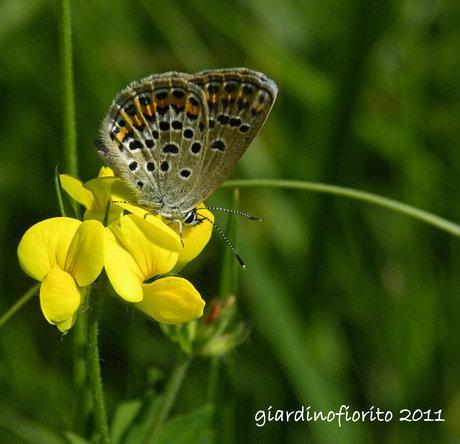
60, 167, 123, 224
109, 179, 214, 270
61, 169, 214, 268
17, 217, 105, 332
97, 166, 116, 177
136, 277, 205, 325
104, 214, 205, 324
57, 168, 214, 325
167, 207, 214, 271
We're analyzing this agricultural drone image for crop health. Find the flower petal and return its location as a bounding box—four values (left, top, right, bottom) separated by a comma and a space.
104, 228, 144, 302
109, 214, 180, 280
18, 217, 81, 281
65, 220, 105, 286
172, 205, 214, 270
60, 174, 95, 210
110, 179, 150, 218
98, 166, 114, 177
136, 277, 205, 324
40, 266, 82, 332
84, 177, 123, 223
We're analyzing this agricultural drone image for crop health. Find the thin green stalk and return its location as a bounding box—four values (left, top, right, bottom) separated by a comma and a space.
148, 356, 192, 443
60, 0, 78, 178
222, 179, 460, 238
58, 0, 86, 416
0, 283, 39, 329
59, 0, 84, 407
87, 293, 110, 444
207, 357, 220, 403
54, 166, 66, 217
72, 312, 87, 423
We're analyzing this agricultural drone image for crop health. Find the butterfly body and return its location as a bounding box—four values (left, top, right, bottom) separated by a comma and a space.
96, 68, 278, 223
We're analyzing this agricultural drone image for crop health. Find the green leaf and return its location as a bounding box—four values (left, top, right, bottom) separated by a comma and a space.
110, 399, 143, 444
154, 404, 214, 444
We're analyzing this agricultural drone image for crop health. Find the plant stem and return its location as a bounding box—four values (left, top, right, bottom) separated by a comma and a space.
72, 310, 90, 431
87, 293, 110, 444
54, 166, 67, 217
207, 357, 220, 403
59, 0, 85, 414
0, 283, 39, 329
149, 356, 192, 442
72, 310, 87, 401
60, 0, 78, 178
160, 357, 191, 421
222, 179, 460, 238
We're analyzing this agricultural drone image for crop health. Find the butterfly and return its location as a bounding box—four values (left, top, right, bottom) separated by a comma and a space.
96, 68, 278, 226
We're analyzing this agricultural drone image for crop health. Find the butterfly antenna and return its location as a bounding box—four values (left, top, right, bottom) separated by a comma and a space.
197, 214, 246, 269
197, 206, 262, 222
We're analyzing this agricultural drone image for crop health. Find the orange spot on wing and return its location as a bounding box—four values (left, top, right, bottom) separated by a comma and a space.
133, 115, 143, 126
171, 97, 185, 106
116, 127, 128, 142
133, 97, 142, 110
185, 103, 200, 115
145, 104, 154, 116
205, 92, 218, 103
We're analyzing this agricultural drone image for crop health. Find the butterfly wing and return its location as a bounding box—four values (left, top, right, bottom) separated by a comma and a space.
97, 68, 277, 219
175, 68, 278, 211
97, 72, 209, 214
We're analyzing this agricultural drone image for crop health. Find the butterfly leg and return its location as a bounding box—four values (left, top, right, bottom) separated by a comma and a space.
176, 219, 185, 247
165, 219, 185, 247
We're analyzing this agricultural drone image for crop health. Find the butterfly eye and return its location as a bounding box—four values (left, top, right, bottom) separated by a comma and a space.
184, 210, 197, 225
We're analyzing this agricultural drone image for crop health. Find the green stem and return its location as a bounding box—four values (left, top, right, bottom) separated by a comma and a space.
59, 0, 85, 413
72, 310, 90, 431
222, 179, 460, 237
207, 357, 220, 403
60, 0, 78, 178
87, 293, 110, 444
0, 283, 39, 329
54, 165, 67, 217
149, 356, 192, 442
72, 311, 87, 403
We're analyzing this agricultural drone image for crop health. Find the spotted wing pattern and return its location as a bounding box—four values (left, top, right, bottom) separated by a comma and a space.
97, 68, 277, 219
97, 73, 209, 214
184, 68, 278, 209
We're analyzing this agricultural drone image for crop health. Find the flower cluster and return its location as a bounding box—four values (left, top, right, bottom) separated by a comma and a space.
17, 168, 214, 332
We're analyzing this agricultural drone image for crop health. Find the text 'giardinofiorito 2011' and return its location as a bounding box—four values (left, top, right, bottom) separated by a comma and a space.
254, 405, 446, 428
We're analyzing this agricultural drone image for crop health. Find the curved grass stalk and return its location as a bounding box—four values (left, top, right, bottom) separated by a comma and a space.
0, 284, 39, 329
148, 356, 192, 442
222, 179, 460, 237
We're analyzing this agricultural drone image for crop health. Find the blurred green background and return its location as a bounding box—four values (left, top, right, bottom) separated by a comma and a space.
1, 0, 459, 442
